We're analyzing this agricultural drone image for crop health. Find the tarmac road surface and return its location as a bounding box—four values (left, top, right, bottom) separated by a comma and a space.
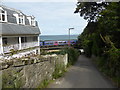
48, 55, 116, 88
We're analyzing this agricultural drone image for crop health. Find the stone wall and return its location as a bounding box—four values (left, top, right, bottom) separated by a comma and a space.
0, 47, 40, 60
0, 54, 68, 88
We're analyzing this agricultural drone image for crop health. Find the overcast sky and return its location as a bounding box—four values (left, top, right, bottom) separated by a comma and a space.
1, 0, 88, 35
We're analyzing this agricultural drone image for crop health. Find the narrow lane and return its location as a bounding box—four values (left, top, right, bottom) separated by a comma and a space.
48, 55, 115, 88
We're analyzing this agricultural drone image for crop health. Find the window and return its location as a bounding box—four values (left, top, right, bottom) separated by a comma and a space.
3, 38, 7, 45
18, 14, 24, 25
33, 36, 37, 41
0, 7, 7, 22
21, 37, 27, 43
27, 16, 36, 26
31, 17, 35, 26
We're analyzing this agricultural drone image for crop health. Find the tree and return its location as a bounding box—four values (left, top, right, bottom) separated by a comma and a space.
75, 2, 120, 86
74, 2, 109, 22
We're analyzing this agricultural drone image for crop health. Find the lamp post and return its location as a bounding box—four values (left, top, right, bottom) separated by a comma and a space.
68, 28, 74, 47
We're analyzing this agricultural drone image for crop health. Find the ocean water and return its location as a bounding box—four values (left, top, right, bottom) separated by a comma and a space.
40, 35, 79, 41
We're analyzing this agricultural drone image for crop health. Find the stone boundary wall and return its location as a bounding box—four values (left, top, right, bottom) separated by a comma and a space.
0, 54, 68, 88
0, 47, 40, 60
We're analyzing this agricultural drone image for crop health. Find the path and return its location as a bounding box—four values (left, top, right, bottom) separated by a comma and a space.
48, 55, 115, 88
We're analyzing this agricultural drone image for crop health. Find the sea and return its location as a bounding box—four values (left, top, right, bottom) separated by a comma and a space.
40, 35, 79, 41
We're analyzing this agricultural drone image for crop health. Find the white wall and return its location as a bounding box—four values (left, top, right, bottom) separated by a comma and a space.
0, 36, 3, 54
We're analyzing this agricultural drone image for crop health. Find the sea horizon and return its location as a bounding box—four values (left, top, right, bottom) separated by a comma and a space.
40, 34, 79, 36
40, 34, 79, 41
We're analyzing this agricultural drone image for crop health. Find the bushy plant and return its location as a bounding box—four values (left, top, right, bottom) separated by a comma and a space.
37, 79, 50, 89
10, 49, 17, 55
40, 49, 47, 55
94, 47, 120, 87
47, 50, 66, 55
47, 47, 79, 65
64, 47, 79, 65
52, 63, 66, 79
106, 48, 120, 77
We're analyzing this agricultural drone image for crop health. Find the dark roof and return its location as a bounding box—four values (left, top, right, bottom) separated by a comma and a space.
0, 22, 40, 36
0, 5, 39, 26
1, 5, 29, 25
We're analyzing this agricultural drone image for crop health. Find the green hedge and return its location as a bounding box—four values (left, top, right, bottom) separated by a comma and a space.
93, 48, 120, 87
47, 47, 79, 66
65, 47, 79, 65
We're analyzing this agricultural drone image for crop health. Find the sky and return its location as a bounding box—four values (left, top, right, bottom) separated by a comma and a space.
1, 0, 88, 35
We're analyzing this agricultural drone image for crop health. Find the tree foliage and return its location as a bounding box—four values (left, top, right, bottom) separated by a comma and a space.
74, 2, 109, 22
75, 2, 120, 86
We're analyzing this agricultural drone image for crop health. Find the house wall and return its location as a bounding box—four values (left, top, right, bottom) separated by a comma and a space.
27, 36, 32, 42
3, 35, 39, 53
27, 36, 37, 42
3, 37, 19, 53
7, 37, 18, 44
21, 36, 38, 50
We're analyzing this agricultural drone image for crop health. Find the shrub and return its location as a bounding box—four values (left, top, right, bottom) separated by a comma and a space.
47, 50, 66, 55
10, 49, 17, 55
65, 47, 79, 65
93, 48, 120, 87
106, 48, 120, 78
46, 47, 79, 66
37, 79, 50, 89
52, 63, 66, 79
41, 49, 47, 55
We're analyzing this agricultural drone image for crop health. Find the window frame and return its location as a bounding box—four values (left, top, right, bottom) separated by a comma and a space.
27, 16, 36, 26
21, 37, 27, 43
31, 17, 35, 26
0, 7, 7, 22
18, 13, 25, 25
33, 36, 38, 41
3, 37, 8, 45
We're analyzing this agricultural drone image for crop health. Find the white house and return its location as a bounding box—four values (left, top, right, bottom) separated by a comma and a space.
0, 5, 41, 57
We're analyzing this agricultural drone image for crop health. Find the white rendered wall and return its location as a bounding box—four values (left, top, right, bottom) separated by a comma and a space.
0, 36, 3, 54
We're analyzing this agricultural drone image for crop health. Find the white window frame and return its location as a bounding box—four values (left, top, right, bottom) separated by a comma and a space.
31, 16, 36, 26
13, 13, 25, 25
27, 16, 36, 26
18, 13, 25, 25
0, 7, 7, 22
19, 15, 24, 24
